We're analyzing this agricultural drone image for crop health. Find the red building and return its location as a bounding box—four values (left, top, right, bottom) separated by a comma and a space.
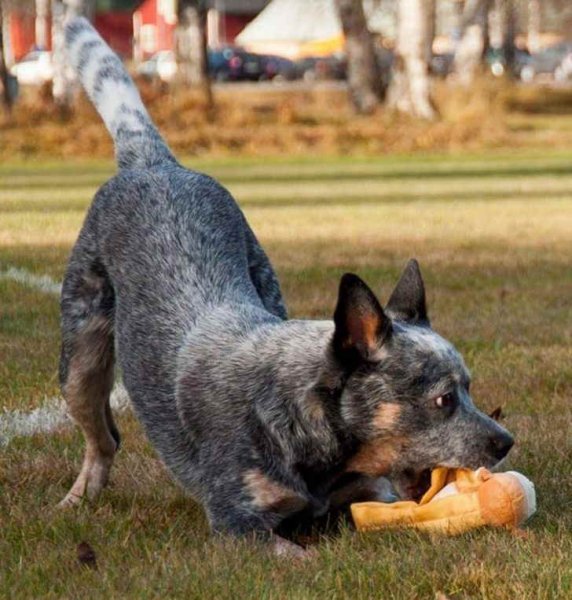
5, 0, 268, 65
132, 0, 269, 59
133, 0, 177, 61
6, 1, 137, 63
95, 5, 138, 58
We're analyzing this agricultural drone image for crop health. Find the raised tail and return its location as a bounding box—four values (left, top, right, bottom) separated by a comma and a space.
65, 17, 176, 170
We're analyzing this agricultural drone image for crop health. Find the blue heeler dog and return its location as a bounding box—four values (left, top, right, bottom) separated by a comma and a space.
60, 18, 514, 555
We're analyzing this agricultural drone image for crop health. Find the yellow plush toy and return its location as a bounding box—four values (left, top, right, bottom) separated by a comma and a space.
351, 467, 536, 535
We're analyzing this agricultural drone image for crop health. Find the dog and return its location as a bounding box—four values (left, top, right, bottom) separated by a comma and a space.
59, 18, 514, 555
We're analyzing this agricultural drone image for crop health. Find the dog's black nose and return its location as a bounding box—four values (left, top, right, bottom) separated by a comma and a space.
490, 431, 514, 460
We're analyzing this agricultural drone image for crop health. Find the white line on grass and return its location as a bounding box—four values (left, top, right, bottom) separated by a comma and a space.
0, 266, 62, 295
0, 266, 132, 447
0, 384, 131, 447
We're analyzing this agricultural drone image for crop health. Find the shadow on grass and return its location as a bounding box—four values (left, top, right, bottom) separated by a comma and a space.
2, 187, 572, 214
3, 162, 572, 190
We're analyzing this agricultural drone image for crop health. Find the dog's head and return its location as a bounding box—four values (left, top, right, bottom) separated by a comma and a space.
332, 260, 513, 496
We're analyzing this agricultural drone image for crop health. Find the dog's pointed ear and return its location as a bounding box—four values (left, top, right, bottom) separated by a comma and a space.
333, 273, 392, 363
386, 259, 429, 326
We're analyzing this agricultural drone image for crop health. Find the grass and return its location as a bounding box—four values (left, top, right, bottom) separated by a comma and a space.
1, 152, 571, 598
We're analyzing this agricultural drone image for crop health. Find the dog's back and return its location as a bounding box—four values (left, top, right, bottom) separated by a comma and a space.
65, 19, 280, 317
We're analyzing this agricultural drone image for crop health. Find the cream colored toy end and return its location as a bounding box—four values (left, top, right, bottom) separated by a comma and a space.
351, 467, 536, 535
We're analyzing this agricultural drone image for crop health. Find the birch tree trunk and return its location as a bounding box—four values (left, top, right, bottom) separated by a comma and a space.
452, 0, 491, 85
335, 0, 383, 114
51, 0, 95, 107
177, 0, 213, 113
51, 0, 70, 106
36, 0, 50, 49
527, 0, 540, 53
387, 0, 436, 120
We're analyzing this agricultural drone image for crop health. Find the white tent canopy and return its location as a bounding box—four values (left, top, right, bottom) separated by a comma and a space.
235, 0, 343, 58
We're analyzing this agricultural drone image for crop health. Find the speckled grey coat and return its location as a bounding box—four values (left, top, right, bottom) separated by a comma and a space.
58, 18, 514, 537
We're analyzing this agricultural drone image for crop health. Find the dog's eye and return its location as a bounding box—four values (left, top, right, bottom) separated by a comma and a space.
435, 392, 455, 409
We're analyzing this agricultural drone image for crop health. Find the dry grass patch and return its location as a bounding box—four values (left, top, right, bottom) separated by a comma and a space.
2, 78, 572, 161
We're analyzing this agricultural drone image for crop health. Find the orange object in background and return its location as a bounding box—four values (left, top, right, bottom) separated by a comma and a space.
9, 12, 37, 62
298, 35, 345, 59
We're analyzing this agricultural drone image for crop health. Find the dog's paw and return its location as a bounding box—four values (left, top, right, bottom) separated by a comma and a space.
57, 456, 112, 509
57, 491, 84, 509
272, 536, 317, 561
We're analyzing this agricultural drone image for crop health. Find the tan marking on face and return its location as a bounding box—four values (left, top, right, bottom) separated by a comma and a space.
346, 437, 408, 478
243, 469, 307, 514
373, 403, 402, 433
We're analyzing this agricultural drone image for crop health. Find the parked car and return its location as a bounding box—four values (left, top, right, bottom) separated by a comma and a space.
520, 42, 572, 82
208, 46, 265, 82
430, 52, 455, 78
283, 49, 391, 85
285, 54, 347, 82
10, 50, 53, 85
138, 47, 266, 83
259, 54, 296, 81
486, 47, 531, 79
375, 47, 395, 88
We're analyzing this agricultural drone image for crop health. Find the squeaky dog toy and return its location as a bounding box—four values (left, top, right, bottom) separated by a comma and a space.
351, 467, 536, 535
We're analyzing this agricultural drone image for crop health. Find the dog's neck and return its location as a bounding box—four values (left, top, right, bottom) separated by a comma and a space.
176, 309, 358, 495
243, 317, 360, 494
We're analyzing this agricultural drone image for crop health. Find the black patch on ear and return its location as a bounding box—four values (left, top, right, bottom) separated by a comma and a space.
386, 259, 429, 325
333, 273, 391, 366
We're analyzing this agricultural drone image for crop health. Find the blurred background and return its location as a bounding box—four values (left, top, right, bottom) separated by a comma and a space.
1, 0, 572, 159
2, 5, 572, 594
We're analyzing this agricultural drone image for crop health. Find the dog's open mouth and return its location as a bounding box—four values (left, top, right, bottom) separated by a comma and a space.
392, 468, 433, 502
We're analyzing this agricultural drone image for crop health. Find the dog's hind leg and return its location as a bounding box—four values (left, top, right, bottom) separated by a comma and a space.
58, 249, 118, 508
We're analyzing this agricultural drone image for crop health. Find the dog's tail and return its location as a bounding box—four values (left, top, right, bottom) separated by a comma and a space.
65, 17, 176, 170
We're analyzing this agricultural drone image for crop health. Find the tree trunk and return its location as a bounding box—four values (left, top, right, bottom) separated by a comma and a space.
177, 1, 213, 114
387, 0, 436, 120
36, 0, 50, 49
482, 1, 491, 59
0, 2, 14, 113
51, 0, 95, 108
335, 0, 383, 114
51, 0, 70, 107
425, 0, 437, 64
527, 0, 540, 54
452, 0, 492, 85
500, 0, 516, 76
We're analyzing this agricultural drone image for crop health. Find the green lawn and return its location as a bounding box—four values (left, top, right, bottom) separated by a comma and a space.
1, 153, 571, 598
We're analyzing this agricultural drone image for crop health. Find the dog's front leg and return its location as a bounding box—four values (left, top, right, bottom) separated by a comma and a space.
271, 534, 317, 559
208, 510, 315, 560
205, 472, 315, 559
